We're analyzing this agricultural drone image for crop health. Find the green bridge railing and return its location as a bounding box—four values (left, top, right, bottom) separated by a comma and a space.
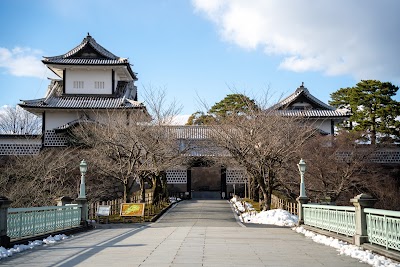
300, 197, 400, 253
7, 205, 82, 241
303, 204, 356, 237
365, 208, 400, 252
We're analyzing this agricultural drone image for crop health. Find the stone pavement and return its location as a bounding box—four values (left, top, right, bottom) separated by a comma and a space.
0, 200, 369, 267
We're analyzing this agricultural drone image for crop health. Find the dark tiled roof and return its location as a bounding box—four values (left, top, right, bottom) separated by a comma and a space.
272, 84, 334, 110
55, 116, 97, 132
19, 96, 144, 109
43, 58, 128, 65
275, 109, 349, 118
42, 34, 129, 65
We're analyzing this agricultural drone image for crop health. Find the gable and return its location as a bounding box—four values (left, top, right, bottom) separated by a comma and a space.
69, 44, 108, 59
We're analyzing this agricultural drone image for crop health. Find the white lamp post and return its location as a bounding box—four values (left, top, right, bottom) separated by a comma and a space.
297, 158, 306, 198
78, 159, 87, 199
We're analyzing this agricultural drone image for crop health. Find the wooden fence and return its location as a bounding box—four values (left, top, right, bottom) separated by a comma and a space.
271, 194, 298, 215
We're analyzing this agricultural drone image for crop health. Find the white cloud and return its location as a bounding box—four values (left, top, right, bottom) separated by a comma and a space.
192, 0, 400, 82
0, 46, 47, 78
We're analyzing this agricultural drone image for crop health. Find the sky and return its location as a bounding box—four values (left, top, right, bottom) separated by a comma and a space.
1, 198, 399, 267
1, 0, 400, 122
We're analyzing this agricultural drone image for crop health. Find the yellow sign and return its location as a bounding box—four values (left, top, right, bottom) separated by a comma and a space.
120, 203, 145, 217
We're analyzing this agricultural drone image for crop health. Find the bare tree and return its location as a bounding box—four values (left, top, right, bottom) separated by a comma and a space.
0, 105, 41, 134
298, 133, 373, 203
72, 87, 184, 203
283, 132, 400, 208
0, 148, 80, 207
142, 85, 183, 125
72, 111, 148, 203
136, 125, 185, 202
209, 105, 315, 210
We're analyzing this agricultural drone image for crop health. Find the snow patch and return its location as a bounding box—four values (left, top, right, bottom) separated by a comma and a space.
0, 234, 69, 260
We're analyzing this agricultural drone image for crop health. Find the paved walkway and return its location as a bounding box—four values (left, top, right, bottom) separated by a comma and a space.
1, 200, 369, 267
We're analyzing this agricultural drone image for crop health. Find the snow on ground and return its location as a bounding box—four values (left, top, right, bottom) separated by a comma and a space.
241, 209, 299, 227
169, 197, 181, 203
230, 197, 400, 267
294, 227, 400, 267
0, 234, 68, 260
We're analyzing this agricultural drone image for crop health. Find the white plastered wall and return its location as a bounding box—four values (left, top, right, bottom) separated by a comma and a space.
45, 111, 80, 130
311, 119, 332, 134
65, 69, 112, 94
45, 110, 131, 130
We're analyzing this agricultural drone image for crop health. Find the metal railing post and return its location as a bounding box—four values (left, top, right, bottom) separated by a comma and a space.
350, 193, 377, 246
296, 196, 309, 225
0, 196, 13, 248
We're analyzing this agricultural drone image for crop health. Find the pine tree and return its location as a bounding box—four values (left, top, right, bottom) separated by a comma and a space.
186, 94, 258, 125
329, 80, 400, 144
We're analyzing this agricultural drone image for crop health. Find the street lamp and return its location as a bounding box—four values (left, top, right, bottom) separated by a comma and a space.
78, 159, 87, 199
297, 158, 306, 198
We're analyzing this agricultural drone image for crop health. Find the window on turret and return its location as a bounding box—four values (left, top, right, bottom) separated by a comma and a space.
94, 81, 105, 89
73, 81, 84, 89
291, 102, 312, 110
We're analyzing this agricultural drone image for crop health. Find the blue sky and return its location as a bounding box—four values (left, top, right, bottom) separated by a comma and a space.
1, 0, 399, 121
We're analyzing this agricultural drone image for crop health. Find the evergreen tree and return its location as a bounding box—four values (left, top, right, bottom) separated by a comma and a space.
186, 94, 258, 125
186, 111, 215, 125
209, 94, 258, 118
329, 80, 400, 144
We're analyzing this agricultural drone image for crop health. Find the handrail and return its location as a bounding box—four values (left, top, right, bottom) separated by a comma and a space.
8, 205, 80, 213
303, 204, 355, 211
364, 208, 400, 217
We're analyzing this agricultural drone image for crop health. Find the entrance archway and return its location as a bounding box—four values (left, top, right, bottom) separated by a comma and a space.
191, 166, 221, 199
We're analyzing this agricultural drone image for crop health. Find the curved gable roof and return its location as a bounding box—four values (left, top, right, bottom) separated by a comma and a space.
272, 83, 334, 111
42, 33, 137, 80
42, 33, 129, 65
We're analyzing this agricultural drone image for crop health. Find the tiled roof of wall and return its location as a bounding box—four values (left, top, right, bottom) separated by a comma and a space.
20, 96, 144, 109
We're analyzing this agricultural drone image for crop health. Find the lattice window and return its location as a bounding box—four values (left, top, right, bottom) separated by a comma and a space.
166, 169, 187, 184
226, 169, 248, 184
94, 81, 104, 89
73, 81, 84, 89
0, 144, 41, 155
44, 130, 67, 147
370, 151, 400, 164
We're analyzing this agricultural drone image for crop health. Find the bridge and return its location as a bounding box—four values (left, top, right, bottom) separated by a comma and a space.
0, 199, 375, 266
1, 194, 400, 266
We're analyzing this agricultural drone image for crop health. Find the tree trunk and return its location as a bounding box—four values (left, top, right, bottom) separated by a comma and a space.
264, 168, 275, 211
265, 184, 273, 210
255, 174, 269, 211
140, 178, 146, 203
251, 177, 259, 202
151, 174, 164, 204
123, 182, 129, 203
259, 186, 269, 211
371, 115, 376, 145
